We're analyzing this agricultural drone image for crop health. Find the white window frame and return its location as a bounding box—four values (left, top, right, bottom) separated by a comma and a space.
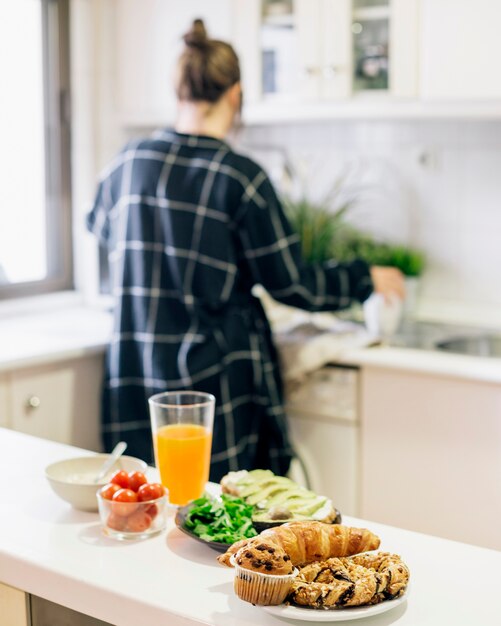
0, 0, 73, 301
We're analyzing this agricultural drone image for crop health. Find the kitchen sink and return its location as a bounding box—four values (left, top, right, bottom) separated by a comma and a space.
435, 335, 501, 358
386, 320, 501, 358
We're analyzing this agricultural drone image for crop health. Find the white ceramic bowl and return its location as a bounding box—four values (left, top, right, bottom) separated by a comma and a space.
45, 454, 148, 512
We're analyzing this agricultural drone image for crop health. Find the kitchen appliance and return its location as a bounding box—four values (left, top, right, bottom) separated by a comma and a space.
287, 365, 359, 517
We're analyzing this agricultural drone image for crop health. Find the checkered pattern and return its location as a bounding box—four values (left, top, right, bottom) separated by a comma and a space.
87, 130, 373, 481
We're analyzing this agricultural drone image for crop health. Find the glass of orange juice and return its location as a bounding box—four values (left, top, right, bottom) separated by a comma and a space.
148, 391, 215, 506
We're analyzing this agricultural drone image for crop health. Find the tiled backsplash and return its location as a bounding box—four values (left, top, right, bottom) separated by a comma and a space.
238, 120, 501, 316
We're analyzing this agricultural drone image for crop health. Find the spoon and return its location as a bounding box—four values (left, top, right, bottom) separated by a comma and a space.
94, 441, 128, 483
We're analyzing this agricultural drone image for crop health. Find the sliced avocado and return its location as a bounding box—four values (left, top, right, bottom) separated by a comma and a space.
292, 497, 328, 517
239, 476, 292, 498
245, 482, 294, 505
239, 481, 274, 498
224, 468, 337, 524
265, 488, 317, 507
252, 509, 292, 523
243, 469, 274, 483
280, 495, 322, 511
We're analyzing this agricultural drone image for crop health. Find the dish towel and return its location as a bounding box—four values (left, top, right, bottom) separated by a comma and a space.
255, 287, 377, 385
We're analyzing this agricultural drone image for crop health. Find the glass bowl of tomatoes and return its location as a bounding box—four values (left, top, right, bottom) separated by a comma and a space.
97, 470, 171, 540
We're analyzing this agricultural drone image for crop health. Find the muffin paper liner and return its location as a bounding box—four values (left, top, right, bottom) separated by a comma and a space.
230, 554, 298, 605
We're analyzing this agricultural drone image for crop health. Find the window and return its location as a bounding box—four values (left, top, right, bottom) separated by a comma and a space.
0, 0, 72, 299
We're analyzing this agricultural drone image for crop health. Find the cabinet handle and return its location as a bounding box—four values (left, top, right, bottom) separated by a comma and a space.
26, 395, 41, 410
302, 66, 321, 77
323, 65, 343, 78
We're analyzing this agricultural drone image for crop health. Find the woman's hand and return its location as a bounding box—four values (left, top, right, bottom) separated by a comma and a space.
370, 266, 406, 301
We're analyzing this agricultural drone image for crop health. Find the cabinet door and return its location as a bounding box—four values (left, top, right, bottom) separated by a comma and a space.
321, 0, 352, 99
116, 0, 233, 125
350, 0, 418, 99
286, 366, 358, 422
234, 0, 322, 103
296, 0, 323, 99
232, 0, 262, 104
0, 374, 8, 427
361, 367, 501, 550
0, 583, 29, 626
421, 0, 501, 100
288, 412, 359, 516
9, 355, 103, 450
390, 0, 419, 97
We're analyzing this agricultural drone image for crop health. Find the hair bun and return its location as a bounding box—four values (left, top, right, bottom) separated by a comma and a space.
183, 19, 208, 49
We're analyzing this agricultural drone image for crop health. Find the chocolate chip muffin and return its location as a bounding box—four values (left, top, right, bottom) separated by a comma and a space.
230, 539, 297, 606
234, 540, 293, 575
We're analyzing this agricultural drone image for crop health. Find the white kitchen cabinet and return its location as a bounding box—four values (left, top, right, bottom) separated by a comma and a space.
114, 0, 420, 127
233, 0, 419, 106
115, 0, 234, 126
7, 354, 103, 451
360, 366, 501, 551
0, 583, 29, 626
420, 0, 501, 100
286, 366, 359, 516
0, 375, 8, 427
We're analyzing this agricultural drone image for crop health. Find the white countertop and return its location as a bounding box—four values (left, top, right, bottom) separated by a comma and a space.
335, 344, 501, 383
0, 306, 112, 372
0, 305, 500, 383
1, 429, 501, 626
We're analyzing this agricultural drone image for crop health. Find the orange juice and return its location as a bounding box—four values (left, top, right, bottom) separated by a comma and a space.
154, 423, 212, 505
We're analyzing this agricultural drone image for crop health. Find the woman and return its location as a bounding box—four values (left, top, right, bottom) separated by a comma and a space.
87, 20, 404, 481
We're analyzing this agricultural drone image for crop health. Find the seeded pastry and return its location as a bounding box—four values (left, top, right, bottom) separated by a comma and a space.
288, 552, 410, 609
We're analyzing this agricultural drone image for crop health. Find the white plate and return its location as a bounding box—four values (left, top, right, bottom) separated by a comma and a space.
262, 590, 408, 622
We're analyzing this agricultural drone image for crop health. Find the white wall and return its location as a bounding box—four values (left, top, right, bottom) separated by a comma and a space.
239, 120, 501, 318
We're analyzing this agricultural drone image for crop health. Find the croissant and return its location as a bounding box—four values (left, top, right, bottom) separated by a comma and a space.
218, 522, 380, 567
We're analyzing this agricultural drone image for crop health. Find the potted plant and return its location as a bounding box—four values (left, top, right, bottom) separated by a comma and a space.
285, 195, 426, 321
282, 197, 350, 264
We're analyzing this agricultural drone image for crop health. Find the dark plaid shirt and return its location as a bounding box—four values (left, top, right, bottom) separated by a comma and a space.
87, 129, 373, 481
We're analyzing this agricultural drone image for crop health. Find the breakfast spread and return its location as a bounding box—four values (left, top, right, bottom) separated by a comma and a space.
221, 469, 340, 524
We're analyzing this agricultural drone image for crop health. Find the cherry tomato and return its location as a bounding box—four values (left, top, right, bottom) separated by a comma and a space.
106, 513, 128, 531
144, 503, 158, 520
110, 470, 129, 489
111, 488, 138, 517
128, 471, 148, 493
126, 510, 152, 533
100, 483, 121, 501
137, 483, 165, 502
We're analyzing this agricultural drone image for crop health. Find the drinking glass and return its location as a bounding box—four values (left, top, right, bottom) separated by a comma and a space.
148, 391, 215, 506
363, 292, 403, 339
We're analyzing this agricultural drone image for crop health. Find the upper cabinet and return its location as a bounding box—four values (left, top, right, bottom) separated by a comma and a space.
420, 0, 501, 100
114, 0, 501, 126
234, 0, 419, 105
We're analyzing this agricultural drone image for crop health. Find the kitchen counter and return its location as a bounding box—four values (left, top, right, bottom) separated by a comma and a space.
0, 306, 112, 372
335, 343, 501, 383
1, 429, 501, 626
1, 305, 500, 383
